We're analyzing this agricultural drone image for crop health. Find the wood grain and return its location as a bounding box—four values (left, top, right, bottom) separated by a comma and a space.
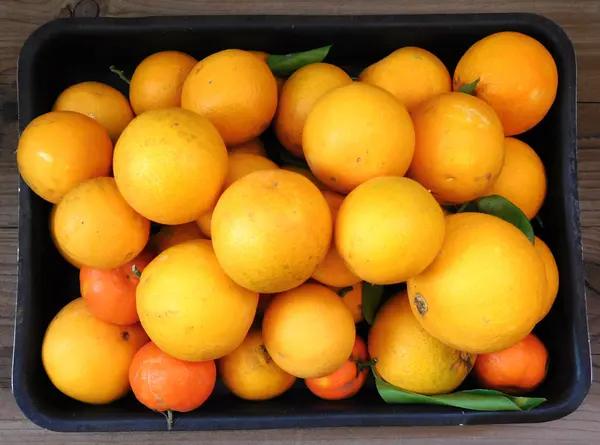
0, 0, 599, 443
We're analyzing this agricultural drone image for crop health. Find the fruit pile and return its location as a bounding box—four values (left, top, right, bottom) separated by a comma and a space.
17, 30, 560, 423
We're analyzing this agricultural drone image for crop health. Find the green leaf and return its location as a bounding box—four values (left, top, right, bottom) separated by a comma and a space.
458, 78, 479, 95
267, 45, 332, 76
373, 371, 545, 412
476, 195, 535, 244
337, 286, 354, 298
362, 283, 385, 325
109, 65, 131, 85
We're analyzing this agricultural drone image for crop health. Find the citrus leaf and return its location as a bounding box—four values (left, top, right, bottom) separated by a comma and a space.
476, 195, 535, 244
362, 283, 385, 325
267, 45, 332, 76
373, 371, 546, 411
457, 78, 479, 95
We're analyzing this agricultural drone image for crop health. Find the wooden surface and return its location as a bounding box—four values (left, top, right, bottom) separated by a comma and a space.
1, 0, 600, 443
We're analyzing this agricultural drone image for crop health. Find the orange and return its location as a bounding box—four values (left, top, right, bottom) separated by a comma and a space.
218, 328, 296, 401
149, 222, 205, 254
53, 81, 134, 143
303, 82, 415, 193
312, 189, 361, 287
42, 298, 149, 404
80, 250, 154, 325
408, 92, 505, 204
472, 333, 548, 395
305, 335, 369, 400
359, 47, 451, 112
487, 137, 547, 219
224, 153, 279, 189
369, 292, 475, 395
274, 63, 352, 157
129, 50, 197, 115
262, 283, 355, 379
332, 282, 364, 324
407, 213, 547, 354
182, 49, 278, 145
535, 236, 559, 321
17, 111, 112, 204
113, 108, 228, 224
130, 342, 216, 412
52, 177, 150, 269
336, 176, 445, 284
212, 170, 331, 293
228, 138, 267, 157
137, 239, 258, 361
454, 32, 558, 136
281, 165, 326, 190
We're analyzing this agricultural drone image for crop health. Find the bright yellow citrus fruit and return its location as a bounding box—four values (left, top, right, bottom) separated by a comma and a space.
262, 282, 355, 379
51, 177, 150, 269
212, 169, 331, 293
369, 292, 475, 395
303, 82, 415, 193
407, 213, 547, 354
113, 108, 228, 224
137, 239, 258, 361
42, 298, 149, 404
336, 176, 445, 284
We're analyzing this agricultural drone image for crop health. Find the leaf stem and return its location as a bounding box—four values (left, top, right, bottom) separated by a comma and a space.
110, 65, 131, 85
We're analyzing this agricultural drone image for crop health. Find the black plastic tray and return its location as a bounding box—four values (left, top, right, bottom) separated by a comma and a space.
13, 14, 590, 432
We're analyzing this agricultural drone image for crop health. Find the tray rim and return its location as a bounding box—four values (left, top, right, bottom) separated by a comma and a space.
12, 12, 591, 432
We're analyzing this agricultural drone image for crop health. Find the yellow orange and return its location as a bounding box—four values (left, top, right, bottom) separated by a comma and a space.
17, 111, 112, 204
262, 283, 355, 378
303, 82, 415, 193
408, 92, 505, 204
488, 137, 547, 219
42, 298, 149, 404
137, 239, 258, 361
407, 213, 547, 354
535, 236, 559, 321
453, 31, 558, 136
218, 328, 296, 401
369, 292, 475, 395
274, 63, 352, 157
53, 81, 134, 142
113, 108, 228, 224
336, 176, 445, 284
182, 49, 278, 145
212, 170, 331, 293
129, 50, 197, 115
359, 47, 451, 112
51, 177, 150, 269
